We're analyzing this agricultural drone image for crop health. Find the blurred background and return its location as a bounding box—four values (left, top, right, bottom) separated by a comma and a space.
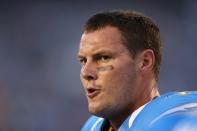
0, 0, 196, 130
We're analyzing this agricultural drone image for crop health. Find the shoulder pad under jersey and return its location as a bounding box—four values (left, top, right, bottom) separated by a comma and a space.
81, 91, 197, 131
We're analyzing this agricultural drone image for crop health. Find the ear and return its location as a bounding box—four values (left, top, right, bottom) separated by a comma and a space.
138, 49, 155, 72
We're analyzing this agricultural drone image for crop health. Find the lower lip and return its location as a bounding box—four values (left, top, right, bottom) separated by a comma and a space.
87, 90, 100, 98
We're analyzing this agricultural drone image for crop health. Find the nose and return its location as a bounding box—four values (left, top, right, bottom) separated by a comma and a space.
80, 61, 98, 81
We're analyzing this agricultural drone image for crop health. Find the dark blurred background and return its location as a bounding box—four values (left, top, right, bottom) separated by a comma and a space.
0, 0, 196, 130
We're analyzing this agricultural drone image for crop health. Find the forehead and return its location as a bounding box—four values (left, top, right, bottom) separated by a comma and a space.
79, 26, 127, 55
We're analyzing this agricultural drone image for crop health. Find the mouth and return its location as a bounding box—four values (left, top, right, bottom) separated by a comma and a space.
86, 88, 100, 99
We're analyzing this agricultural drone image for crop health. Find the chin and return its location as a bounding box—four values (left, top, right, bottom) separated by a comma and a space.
88, 104, 105, 117
89, 105, 111, 119
89, 105, 100, 114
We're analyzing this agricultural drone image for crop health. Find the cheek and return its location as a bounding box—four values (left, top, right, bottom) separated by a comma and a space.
97, 65, 114, 72
101, 70, 128, 94
103, 64, 135, 83
103, 64, 137, 95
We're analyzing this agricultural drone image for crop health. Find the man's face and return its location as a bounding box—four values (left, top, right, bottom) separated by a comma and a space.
78, 26, 141, 118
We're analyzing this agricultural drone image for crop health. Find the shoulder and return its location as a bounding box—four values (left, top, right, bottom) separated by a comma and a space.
81, 91, 197, 131
131, 91, 197, 131
81, 115, 104, 131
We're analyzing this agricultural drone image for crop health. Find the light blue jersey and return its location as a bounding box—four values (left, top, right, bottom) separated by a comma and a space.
82, 91, 197, 131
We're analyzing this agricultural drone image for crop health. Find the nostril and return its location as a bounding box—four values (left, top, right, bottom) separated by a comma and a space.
82, 72, 97, 80
81, 63, 97, 80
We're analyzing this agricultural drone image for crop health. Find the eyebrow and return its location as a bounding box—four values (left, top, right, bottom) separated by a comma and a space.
78, 49, 115, 58
77, 55, 84, 60
93, 49, 115, 56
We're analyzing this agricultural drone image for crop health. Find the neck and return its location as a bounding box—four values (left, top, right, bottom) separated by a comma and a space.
108, 109, 133, 130
108, 79, 159, 130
